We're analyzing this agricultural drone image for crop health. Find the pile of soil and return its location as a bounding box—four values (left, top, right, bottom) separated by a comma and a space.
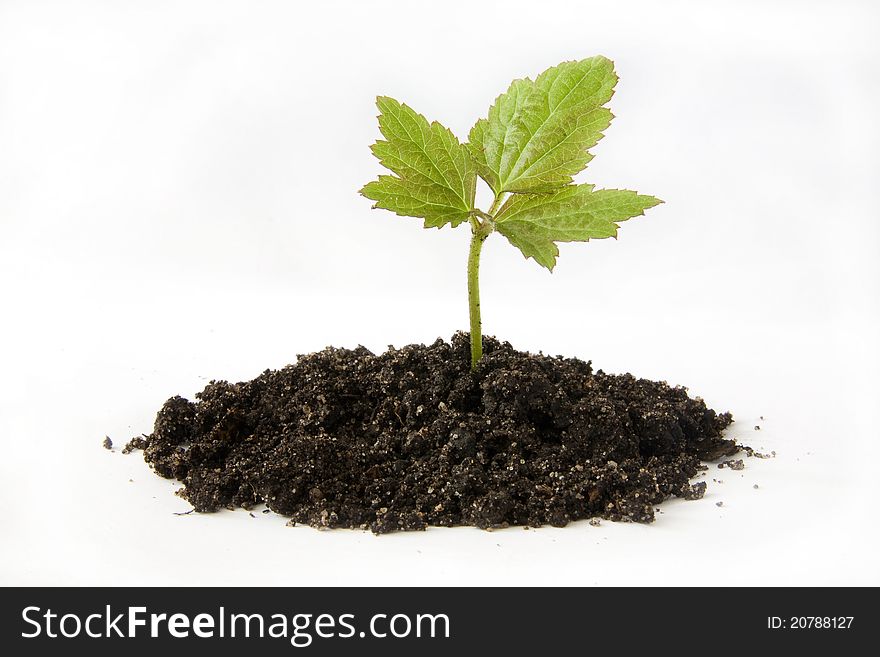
125, 333, 737, 533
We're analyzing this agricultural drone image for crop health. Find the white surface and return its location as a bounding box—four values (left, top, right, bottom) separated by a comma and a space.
1, 0, 878, 586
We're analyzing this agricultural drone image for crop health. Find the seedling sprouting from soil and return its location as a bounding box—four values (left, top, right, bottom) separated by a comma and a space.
361, 56, 662, 368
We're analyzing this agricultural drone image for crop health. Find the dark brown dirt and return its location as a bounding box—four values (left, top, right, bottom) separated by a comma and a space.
124, 333, 737, 533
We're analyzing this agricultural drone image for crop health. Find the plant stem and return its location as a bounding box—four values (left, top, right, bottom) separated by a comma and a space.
467, 222, 486, 369
487, 193, 505, 216
467, 194, 505, 369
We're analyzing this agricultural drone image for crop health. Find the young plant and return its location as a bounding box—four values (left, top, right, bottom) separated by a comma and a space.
361, 56, 662, 369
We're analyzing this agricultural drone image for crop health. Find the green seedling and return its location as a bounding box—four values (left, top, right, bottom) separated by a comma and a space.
361, 56, 662, 368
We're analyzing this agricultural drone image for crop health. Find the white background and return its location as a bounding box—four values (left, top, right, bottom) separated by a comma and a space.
1, 0, 878, 586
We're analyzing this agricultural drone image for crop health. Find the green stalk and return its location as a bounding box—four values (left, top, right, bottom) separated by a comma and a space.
467, 194, 505, 369
467, 224, 486, 369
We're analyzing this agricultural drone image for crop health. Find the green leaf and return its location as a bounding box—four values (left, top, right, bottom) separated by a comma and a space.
467, 57, 617, 194
360, 96, 476, 229
495, 185, 662, 270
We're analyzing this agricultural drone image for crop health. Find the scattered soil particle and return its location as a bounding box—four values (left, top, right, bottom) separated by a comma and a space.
102, 436, 113, 450
122, 435, 147, 454
719, 459, 745, 471
125, 334, 738, 534
744, 447, 775, 459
